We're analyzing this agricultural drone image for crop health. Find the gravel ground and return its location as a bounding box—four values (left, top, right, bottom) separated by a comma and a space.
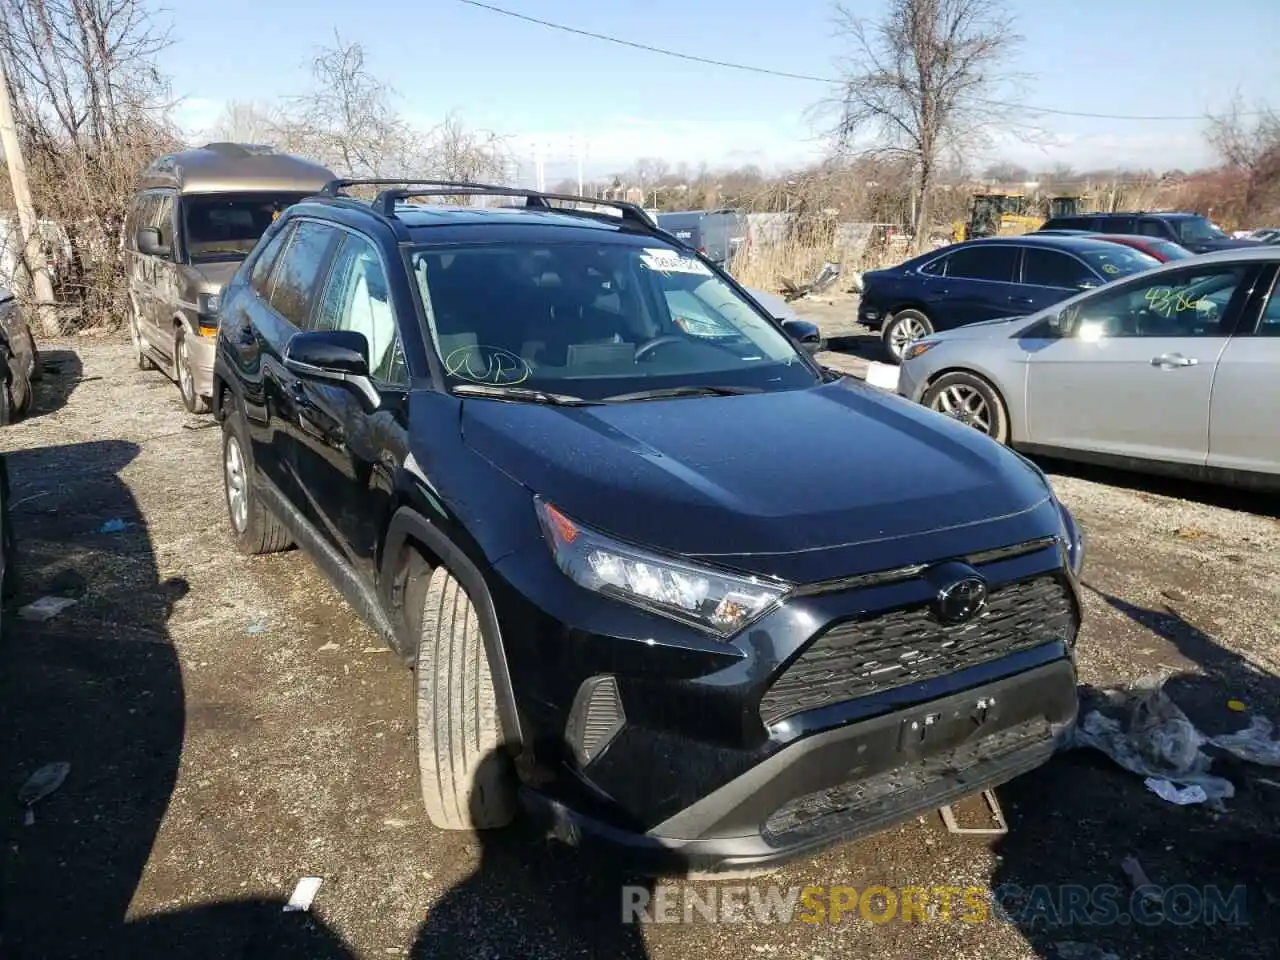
1, 338, 1278, 960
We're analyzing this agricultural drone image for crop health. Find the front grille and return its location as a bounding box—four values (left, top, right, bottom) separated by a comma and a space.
760, 575, 1076, 725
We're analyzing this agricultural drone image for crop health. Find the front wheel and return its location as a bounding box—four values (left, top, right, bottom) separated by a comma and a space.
176, 328, 209, 414
922, 370, 1010, 444
882, 309, 934, 364
413, 563, 516, 831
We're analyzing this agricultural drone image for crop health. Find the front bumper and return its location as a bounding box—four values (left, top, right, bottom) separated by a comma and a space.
896, 358, 930, 403
188, 330, 217, 400
527, 658, 1077, 874
492, 520, 1082, 874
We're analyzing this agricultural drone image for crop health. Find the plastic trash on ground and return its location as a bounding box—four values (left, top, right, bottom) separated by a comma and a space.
283, 877, 323, 912
1144, 778, 1209, 805
1066, 675, 1236, 802
18, 761, 70, 825
18, 596, 78, 621
1210, 716, 1280, 767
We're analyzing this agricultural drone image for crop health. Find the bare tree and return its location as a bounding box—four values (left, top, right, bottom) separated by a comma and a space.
820, 0, 1025, 252
206, 99, 290, 146
422, 112, 509, 183
1206, 96, 1280, 224
0, 0, 178, 331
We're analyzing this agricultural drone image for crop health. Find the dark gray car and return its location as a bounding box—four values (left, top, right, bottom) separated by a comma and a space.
123, 142, 336, 413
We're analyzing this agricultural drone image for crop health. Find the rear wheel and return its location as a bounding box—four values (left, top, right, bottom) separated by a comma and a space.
221, 405, 293, 555
176, 327, 209, 414
129, 301, 156, 371
922, 370, 1010, 444
882, 309, 934, 364
412, 562, 516, 831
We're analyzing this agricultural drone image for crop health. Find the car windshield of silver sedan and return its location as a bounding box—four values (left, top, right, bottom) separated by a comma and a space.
409, 240, 819, 401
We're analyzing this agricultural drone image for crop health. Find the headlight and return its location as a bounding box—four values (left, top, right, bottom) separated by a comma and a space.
1056, 500, 1086, 578
903, 340, 940, 361
197, 293, 221, 337
535, 499, 789, 637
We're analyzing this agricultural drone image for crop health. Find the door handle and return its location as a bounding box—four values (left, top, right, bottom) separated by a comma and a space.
1009, 295, 1035, 306
1150, 353, 1198, 368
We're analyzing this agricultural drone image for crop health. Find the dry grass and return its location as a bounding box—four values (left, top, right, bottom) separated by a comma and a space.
729, 232, 909, 294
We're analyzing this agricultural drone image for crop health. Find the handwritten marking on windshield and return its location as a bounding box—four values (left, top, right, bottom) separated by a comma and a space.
444, 345, 532, 385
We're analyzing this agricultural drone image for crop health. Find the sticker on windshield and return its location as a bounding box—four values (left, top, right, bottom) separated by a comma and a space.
640, 248, 712, 276
1101, 262, 1120, 275
444, 345, 531, 385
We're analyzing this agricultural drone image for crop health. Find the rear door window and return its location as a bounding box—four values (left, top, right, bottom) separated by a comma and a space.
1022, 248, 1094, 289
944, 245, 1019, 282
267, 221, 340, 328
1136, 219, 1168, 239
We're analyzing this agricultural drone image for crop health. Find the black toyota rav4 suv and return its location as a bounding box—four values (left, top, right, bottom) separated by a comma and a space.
212, 180, 1086, 875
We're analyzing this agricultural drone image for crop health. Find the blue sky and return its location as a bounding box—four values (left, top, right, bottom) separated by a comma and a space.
165, 0, 1279, 181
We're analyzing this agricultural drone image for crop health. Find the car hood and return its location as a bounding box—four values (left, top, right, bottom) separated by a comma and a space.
186, 260, 242, 292
926, 314, 1030, 342
1187, 237, 1258, 253
462, 380, 1055, 580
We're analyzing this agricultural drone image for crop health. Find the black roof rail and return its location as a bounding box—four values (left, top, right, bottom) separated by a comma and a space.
316, 178, 659, 231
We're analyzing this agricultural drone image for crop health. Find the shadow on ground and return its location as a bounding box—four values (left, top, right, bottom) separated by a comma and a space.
826, 332, 887, 361
21, 348, 85, 422
0, 441, 354, 958
989, 576, 1280, 959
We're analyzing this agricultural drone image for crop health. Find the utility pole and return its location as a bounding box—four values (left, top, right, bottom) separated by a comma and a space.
0, 54, 58, 336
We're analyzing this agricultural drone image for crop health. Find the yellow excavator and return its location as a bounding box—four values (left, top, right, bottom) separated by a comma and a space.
951, 194, 1083, 243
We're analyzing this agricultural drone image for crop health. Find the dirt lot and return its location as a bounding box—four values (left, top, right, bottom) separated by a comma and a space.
2, 336, 1279, 960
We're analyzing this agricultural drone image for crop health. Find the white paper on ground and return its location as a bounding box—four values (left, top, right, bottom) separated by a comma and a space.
864, 362, 901, 392
18, 596, 78, 621
283, 876, 323, 912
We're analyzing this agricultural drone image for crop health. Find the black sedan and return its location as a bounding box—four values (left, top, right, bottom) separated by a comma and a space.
858, 235, 1159, 362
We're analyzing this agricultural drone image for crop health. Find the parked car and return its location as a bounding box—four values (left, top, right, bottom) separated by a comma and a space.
1, 452, 13, 607
1246, 228, 1280, 245
858, 235, 1159, 362
212, 180, 1085, 875
1, 286, 41, 424
1038, 211, 1256, 255
897, 247, 1280, 488
653, 209, 747, 266
1036, 230, 1192, 262
123, 142, 336, 413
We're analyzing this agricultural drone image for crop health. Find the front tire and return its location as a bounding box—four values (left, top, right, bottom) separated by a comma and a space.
176, 328, 210, 414
922, 370, 1010, 444
882, 309, 934, 364
413, 564, 516, 831
221, 406, 293, 555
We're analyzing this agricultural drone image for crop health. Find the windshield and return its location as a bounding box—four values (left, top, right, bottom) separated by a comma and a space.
1175, 216, 1227, 244
1076, 245, 1160, 279
183, 193, 312, 263
1147, 240, 1192, 260
409, 239, 817, 400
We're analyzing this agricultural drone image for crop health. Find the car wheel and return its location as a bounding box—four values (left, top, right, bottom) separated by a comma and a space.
0, 345, 14, 426
413, 563, 516, 831
882, 309, 934, 364
221, 405, 293, 555
176, 327, 210, 414
922, 371, 1010, 444
130, 301, 156, 371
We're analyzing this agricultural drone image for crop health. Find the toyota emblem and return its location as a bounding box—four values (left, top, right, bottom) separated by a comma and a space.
934, 576, 988, 624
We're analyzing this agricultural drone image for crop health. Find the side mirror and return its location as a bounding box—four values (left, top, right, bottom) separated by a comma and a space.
781, 318, 825, 355
136, 226, 171, 258
283, 330, 381, 409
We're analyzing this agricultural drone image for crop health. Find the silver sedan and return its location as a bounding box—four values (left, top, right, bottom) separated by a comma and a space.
897, 247, 1280, 488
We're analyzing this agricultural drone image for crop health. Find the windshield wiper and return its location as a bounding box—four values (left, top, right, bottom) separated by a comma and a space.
603, 385, 763, 402
451, 383, 597, 406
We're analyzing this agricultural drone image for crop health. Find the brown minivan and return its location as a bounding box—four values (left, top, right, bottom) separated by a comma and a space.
123, 143, 336, 412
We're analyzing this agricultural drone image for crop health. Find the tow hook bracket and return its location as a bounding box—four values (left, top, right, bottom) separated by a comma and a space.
939, 788, 1008, 835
